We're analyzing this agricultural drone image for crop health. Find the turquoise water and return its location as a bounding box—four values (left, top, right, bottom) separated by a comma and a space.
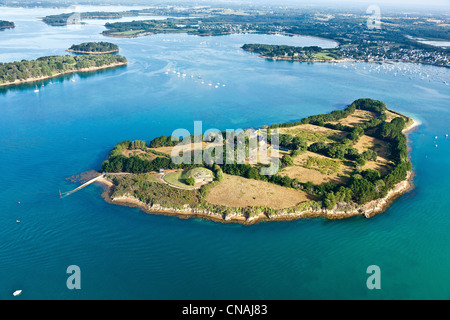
0, 7, 449, 300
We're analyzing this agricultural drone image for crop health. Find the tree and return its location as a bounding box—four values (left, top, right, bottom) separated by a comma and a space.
323, 192, 336, 209
362, 169, 380, 182
290, 136, 307, 151
327, 144, 346, 159
309, 141, 327, 154
349, 178, 377, 204
281, 155, 294, 167
355, 157, 366, 169
281, 175, 292, 187
186, 178, 195, 186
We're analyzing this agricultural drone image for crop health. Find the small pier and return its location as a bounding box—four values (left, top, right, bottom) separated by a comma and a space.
60, 173, 105, 198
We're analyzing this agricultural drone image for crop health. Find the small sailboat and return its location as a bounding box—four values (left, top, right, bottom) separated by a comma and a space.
34, 85, 39, 93
13, 290, 22, 296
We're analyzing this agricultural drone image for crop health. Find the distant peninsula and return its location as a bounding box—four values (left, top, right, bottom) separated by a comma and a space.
41, 11, 133, 26
66, 42, 120, 54
96, 99, 418, 224
0, 51, 127, 87
242, 44, 343, 62
0, 20, 15, 30
41, 5, 449, 67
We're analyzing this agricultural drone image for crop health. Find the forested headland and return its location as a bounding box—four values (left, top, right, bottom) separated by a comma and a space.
0, 54, 127, 86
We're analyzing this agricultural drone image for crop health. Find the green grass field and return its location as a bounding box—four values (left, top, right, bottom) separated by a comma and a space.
305, 156, 342, 175
163, 167, 214, 189
163, 171, 189, 188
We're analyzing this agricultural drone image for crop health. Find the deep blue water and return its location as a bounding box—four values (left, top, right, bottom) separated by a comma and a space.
0, 7, 449, 300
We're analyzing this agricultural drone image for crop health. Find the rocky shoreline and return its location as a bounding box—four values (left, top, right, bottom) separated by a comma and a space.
97, 170, 415, 225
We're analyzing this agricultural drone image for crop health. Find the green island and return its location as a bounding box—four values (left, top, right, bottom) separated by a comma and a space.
67, 41, 120, 54
97, 98, 418, 224
0, 50, 127, 87
0, 20, 15, 30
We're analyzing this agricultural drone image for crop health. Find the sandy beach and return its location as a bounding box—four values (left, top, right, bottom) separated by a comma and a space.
403, 117, 421, 134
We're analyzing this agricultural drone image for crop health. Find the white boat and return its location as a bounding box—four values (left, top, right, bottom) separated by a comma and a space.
34, 85, 39, 93
13, 290, 22, 296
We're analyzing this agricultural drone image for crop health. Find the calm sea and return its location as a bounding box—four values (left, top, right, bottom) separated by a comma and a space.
0, 7, 449, 299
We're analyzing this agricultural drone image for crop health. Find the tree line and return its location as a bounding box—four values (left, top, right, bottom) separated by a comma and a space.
68, 42, 119, 53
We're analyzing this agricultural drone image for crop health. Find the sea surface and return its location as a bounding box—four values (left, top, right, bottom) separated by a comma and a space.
0, 7, 449, 300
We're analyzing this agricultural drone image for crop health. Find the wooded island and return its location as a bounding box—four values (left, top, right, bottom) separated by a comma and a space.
99, 98, 417, 223
67, 42, 120, 54
0, 20, 15, 30
0, 54, 127, 87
